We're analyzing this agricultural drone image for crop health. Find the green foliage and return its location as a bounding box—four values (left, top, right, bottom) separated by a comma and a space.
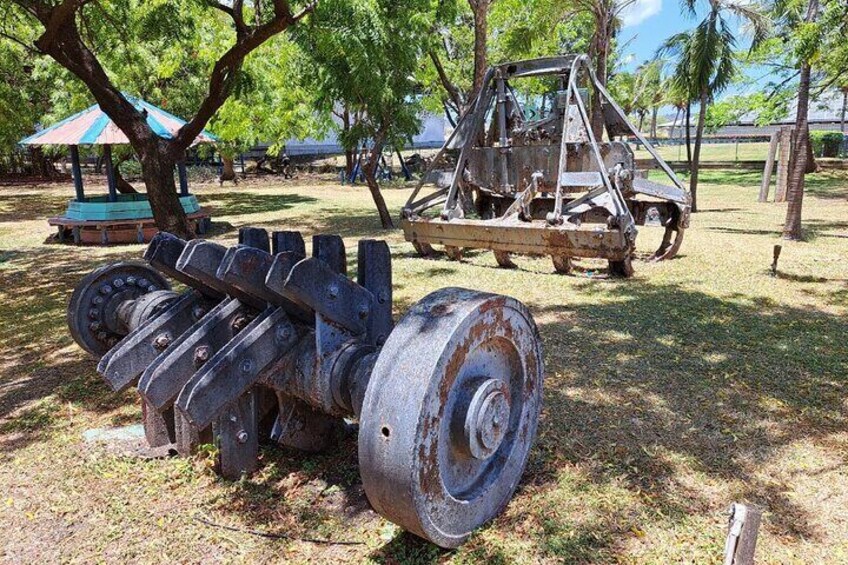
294, 0, 439, 152
0, 0, 319, 157
704, 92, 793, 132
809, 131, 844, 157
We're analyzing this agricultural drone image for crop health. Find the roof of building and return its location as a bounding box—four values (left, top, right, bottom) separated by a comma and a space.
19, 95, 217, 146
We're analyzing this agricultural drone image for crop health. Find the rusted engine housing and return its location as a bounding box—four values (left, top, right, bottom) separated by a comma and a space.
403, 55, 691, 276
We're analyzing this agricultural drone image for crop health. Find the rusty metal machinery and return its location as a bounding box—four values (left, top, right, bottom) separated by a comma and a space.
66, 227, 544, 548
403, 55, 691, 277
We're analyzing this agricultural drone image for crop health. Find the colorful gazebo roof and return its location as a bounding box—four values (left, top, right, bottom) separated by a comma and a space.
19, 95, 217, 146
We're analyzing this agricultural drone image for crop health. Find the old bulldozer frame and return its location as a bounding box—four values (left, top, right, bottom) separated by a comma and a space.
403, 55, 691, 276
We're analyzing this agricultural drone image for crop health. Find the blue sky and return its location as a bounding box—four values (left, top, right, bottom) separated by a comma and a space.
618, 0, 692, 68
616, 0, 768, 102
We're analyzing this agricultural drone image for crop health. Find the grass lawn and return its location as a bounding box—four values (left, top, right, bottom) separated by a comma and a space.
0, 170, 846, 563
632, 141, 773, 162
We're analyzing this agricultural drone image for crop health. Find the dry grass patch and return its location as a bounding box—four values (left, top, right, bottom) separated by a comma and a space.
0, 171, 846, 563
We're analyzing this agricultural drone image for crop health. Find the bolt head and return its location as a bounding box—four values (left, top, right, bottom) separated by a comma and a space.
193, 345, 211, 366
100, 285, 113, 295
113, 278, 125, 288
236, 430, 249, 444
327, 283, 339, 299
153, 333, 171, 351
126, 276, 137, 286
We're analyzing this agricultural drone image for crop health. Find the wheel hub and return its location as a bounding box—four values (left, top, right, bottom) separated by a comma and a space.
464, 379, 510, 460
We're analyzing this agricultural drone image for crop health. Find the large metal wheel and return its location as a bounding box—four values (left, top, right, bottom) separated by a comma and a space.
67, 262, 171, 356
359, 288, 544, 548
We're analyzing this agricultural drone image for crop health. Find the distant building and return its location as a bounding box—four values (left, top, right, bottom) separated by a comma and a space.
658, 90, 848, 138
281, 114, 447, 156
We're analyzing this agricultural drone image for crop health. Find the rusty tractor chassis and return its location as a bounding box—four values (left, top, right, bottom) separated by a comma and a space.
403, 55, 691, 277
67, 227, 545, 549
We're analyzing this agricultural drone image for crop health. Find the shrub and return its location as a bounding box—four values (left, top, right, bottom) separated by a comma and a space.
809, 131, 844, 157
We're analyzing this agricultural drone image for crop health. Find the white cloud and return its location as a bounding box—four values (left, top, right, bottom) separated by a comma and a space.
620, 0, 663, 28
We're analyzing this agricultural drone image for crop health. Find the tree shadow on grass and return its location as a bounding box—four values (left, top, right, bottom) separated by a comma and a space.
0, 193, 72, 222
199, 192, 317, 217
529, 281, 847, 547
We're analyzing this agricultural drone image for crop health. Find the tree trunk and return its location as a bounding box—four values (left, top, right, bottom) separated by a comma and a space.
690, 89, 708, 213
343, 107, 354, 177
114, 165, 139, 194
783, 61, 813, 240
840, 88, 847, 133
29, 146, 55, 178
650, 106, 658, 139
470, 0, 489, 101
685, 102, 693, 167
363, 141, 394, 229
670, 107, 681, 139
637, 112, 645, 133
220, 156, 237, 181
140, 142, 195, 238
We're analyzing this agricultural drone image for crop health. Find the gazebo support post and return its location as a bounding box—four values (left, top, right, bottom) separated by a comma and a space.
103, 144, 118, 203
69, 145, 85, 202
177, 161, 189, 196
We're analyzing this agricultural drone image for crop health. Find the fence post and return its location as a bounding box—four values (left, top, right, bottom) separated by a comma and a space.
759, 131, 779, 202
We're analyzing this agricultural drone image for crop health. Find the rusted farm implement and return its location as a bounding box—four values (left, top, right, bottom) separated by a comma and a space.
67, 227, 544, 548
403, 55, 691, 276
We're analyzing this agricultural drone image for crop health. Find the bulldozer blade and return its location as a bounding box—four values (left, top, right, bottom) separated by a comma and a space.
402, 218, 631, 260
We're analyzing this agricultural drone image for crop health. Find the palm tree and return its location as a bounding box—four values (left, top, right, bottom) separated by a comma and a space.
661, 0, 767, 212
778, 0, 820, 240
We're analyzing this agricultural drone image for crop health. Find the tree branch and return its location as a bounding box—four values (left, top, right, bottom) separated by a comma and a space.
174, 0, 316, 150
429, 50, 464, 110
33, 0, 91, 52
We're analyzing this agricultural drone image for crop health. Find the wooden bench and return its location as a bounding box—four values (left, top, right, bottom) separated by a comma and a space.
49, 209, 211, 245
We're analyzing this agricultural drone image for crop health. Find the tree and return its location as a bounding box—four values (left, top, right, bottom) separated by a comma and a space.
296, 0, 438, 229
1, 0, 316, 238
775, 0, 821, 240
661, 0, 767, 213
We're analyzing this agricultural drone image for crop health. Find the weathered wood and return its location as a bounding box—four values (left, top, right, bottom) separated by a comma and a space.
759, 131, 779, 202
49, 210, 210, 245
775, 127, 794, 203
724, 503, 762, 565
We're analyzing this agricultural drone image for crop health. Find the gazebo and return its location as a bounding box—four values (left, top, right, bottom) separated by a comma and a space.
20, 95, 216, 245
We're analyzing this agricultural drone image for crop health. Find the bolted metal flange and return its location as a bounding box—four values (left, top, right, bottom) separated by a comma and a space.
67, 262, 171, 356
463, 378, 511, 460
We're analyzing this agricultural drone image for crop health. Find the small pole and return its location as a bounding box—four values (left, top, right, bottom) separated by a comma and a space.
724, 503, 762, 565
770, 244, 783, 277
69, 145, 85, 202
177, 161, 189, 196
103, 144, 117, 202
